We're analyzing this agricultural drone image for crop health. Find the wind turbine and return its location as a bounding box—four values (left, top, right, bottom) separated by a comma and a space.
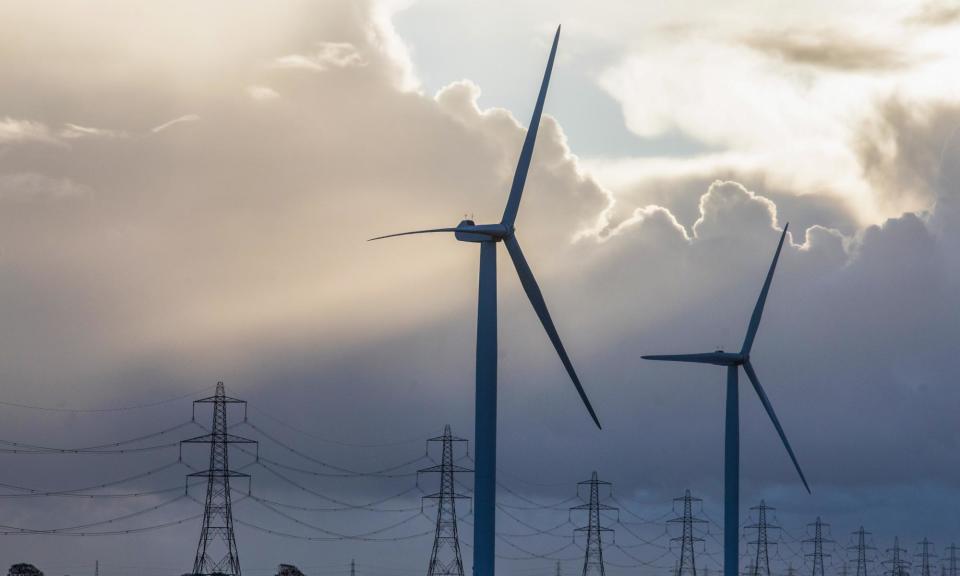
369, 26, 600, 576
642, 224, 809, 576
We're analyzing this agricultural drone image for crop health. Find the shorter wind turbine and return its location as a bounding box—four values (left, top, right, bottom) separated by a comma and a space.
642, 223, 809, 576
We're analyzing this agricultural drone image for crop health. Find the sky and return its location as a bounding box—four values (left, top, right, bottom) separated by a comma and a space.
1, 0, 960, 575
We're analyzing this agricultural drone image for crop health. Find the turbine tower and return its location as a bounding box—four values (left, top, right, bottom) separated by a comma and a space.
642, 224, 810, 576
420, 425, 471, 576
571, 472, 616, 576
371, 26, 600, 576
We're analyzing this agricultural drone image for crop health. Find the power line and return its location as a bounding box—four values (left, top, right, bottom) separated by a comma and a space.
0, 493, 191, 534
240, 421, 430, 477
247, 405, 433, 449
0, 386, 214, 414
0, 420, 200, 453
254, 460, 427, 511
0, 459, 188, 496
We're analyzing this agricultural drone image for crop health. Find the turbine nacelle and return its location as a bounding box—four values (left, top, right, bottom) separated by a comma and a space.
455, 220, 512, 243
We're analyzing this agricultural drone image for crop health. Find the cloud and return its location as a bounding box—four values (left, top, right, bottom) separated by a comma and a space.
59, 123, 127, 139
905, 2, 960, 27
245, 84, 280, 100
1, 0, 960, 570
0, 117, 57, 145
743, 29, 912, 71
274, 42, 366, 71
150, 114, 201, 134
0, 172, 90, 200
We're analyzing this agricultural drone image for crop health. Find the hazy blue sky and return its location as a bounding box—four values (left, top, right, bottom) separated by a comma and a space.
1, 1, 960, 575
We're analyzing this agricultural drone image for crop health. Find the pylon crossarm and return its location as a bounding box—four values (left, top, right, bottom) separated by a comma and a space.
188, 471, 252, 479
421, 491, 472, 500
181, 432, 258, 444
418, 464, 473, 474
570, 503, 617, 511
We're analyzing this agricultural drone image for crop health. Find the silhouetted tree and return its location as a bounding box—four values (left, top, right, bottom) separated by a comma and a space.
277, 565, 305, 576
8, 564, 43, 576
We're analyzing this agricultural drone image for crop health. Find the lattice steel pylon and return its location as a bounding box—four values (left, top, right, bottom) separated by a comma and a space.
746, 501, 779, 576
181, 382, 257, 576
945, 544, 959, 576
805, 518, 833, 576
917, 539, 936, 576
850, 527, 875, 576
420, 425, 471, 576
571, 472, 617, 576
670, 490, 706, 576
884, 538, 911, 576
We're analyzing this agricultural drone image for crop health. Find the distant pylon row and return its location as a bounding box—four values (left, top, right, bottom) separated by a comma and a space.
178, 388, 956, 576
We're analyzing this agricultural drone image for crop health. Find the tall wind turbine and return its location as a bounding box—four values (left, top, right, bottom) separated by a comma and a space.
642, 224, 809, 576
370, 26, 600, 576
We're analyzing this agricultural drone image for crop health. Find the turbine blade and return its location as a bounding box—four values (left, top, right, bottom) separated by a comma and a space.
500, 25, 561, 229
367, 227, 460, 241
641, 353, 730, 365
741, 223, 789, 354
743, 360, 810, 493
504, 235, 601, 429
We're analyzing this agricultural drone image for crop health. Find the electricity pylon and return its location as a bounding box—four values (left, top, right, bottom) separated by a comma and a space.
670, 490, 706, 576
420, 425, 471, 576
917, 539, 936, 576
804, 518, 833, 576
181, 382, 257, 576
351, 559, 356, 576
945, 544, 959, 576
884, 538, 911, 576
746, 501, 779, 576
850, 527, 875, 576
571, 472, 617, 576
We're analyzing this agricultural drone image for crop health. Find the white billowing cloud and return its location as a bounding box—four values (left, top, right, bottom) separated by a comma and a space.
397, 0, 960, 226
596, 2, 960, 225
